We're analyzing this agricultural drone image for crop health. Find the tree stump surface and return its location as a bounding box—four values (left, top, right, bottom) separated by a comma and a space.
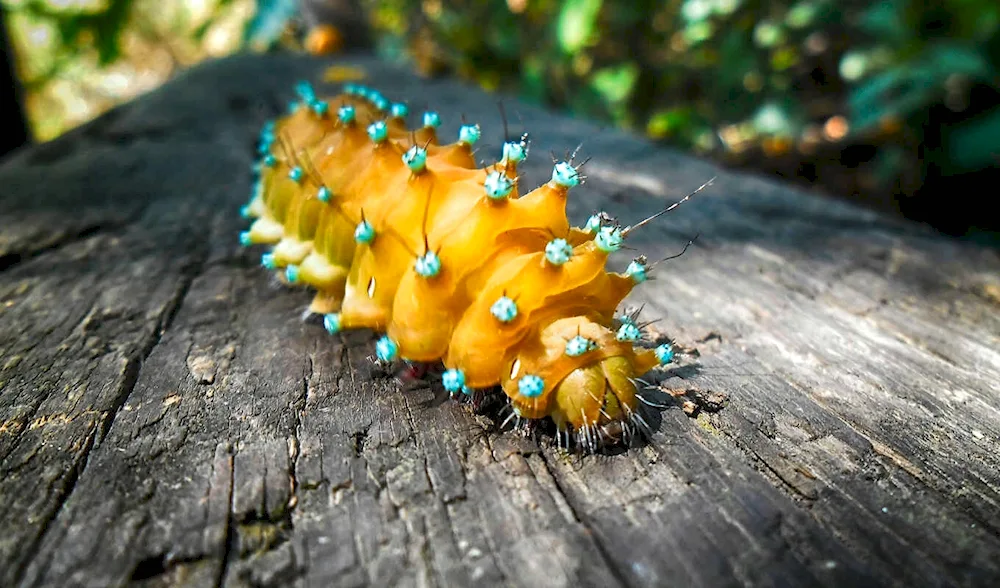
1, 53, 998, 588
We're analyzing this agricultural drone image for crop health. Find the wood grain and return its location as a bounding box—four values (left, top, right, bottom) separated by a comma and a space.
1, 52, 998, 588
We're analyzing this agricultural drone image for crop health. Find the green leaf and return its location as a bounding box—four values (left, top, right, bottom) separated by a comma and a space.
925, 42, 993, 79
590, 63, 639, 104
555, 0, 602, 54
944, 107, 1000, 173
848, 67, 935, 132
647, 107, 696, 139
860, 0, 908, 41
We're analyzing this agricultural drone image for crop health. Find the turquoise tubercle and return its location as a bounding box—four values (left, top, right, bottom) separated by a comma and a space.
310, 99, 328, 116
324, 313, 342, 334
551, 161, 580, 188
367, 120, 388, 143
565, 335, 596, 357
518, 374, 545, 398
294, 80, 316, 102
423, 111, 441, 128
459, 124, 481, 146
484, 171, 514, 200
490, 296, 518, 323
584, 213, 603, 233
338, 104, 356, 124
375, 336, 398, 362
414, 251, 441, 278
626, 258, 648, 282
544, 239, 573, 266
616, 321, 641, 342
655, 343, 675, 365
403, 145, 428, 173
442, 368, 465, 393
502, 140, 527, 164
595, 226, 623, 253
390, 102, 409, 118
354, 220, 375, 244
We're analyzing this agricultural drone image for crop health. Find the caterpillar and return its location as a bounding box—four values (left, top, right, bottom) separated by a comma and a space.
239, 79, 705, 450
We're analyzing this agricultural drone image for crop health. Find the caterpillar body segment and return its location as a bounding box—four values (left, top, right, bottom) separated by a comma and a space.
241, 79, 681, 448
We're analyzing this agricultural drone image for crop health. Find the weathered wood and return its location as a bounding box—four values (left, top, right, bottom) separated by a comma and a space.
1, 52, 998, 588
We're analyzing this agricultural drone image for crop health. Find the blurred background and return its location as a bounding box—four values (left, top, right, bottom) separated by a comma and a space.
1, 0, 997, 240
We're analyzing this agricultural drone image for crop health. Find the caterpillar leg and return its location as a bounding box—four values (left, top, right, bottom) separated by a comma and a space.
246, 193, 267, 218
271, 237, 313, 267
245, 217, 285, 245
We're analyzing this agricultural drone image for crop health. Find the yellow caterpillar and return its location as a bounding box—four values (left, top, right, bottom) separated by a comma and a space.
240, 80, 698, 449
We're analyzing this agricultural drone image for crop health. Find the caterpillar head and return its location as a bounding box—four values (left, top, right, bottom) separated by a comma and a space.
499, 316, 659, 441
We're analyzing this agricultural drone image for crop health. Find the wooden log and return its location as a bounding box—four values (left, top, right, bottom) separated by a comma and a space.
1, 52, 998, 588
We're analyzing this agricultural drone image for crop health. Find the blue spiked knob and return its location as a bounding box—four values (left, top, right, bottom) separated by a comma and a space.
343, 82, 360, 95
616, 321, 641, 342
414, 251, 441, 277
423, 111, 441, 128
565, 335, 596, 357
655, 343, 675, 365
403, 146, 428, 173
442, 369, 465, 393
626, 259, 648, 283
239, 206, 251, 220
372, 94, 390, 111
518, 374, 545, 398
584, 213, 603, 233
544, 238, 573, 266
502, 141, 526, 164
484, 171, 514, 200
261, 253, 276, 270
595, 226, 623, 253
288, 166, 304, 183
363, 88, 386, 107
551, 161, 580, 188
263, 154, 277, 168
317, 186, 332, 203
390, 102, 409, 118
285, 264, 300, 283
375, 336, 398, 362
367, 120, 388, 143
239, 231, 252, 247
310, 99, 329, 116
354, 220, 375, 244
490, 296, 518, 323
338, 104, 356, 124
324, 313, 342, 334
459, 124, 481, 146
294, 80, 316, 102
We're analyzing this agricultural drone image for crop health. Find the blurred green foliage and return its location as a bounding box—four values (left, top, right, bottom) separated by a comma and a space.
5, 0, 999, 217
3, 0, 253, 140
367, 0, 1000, 200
